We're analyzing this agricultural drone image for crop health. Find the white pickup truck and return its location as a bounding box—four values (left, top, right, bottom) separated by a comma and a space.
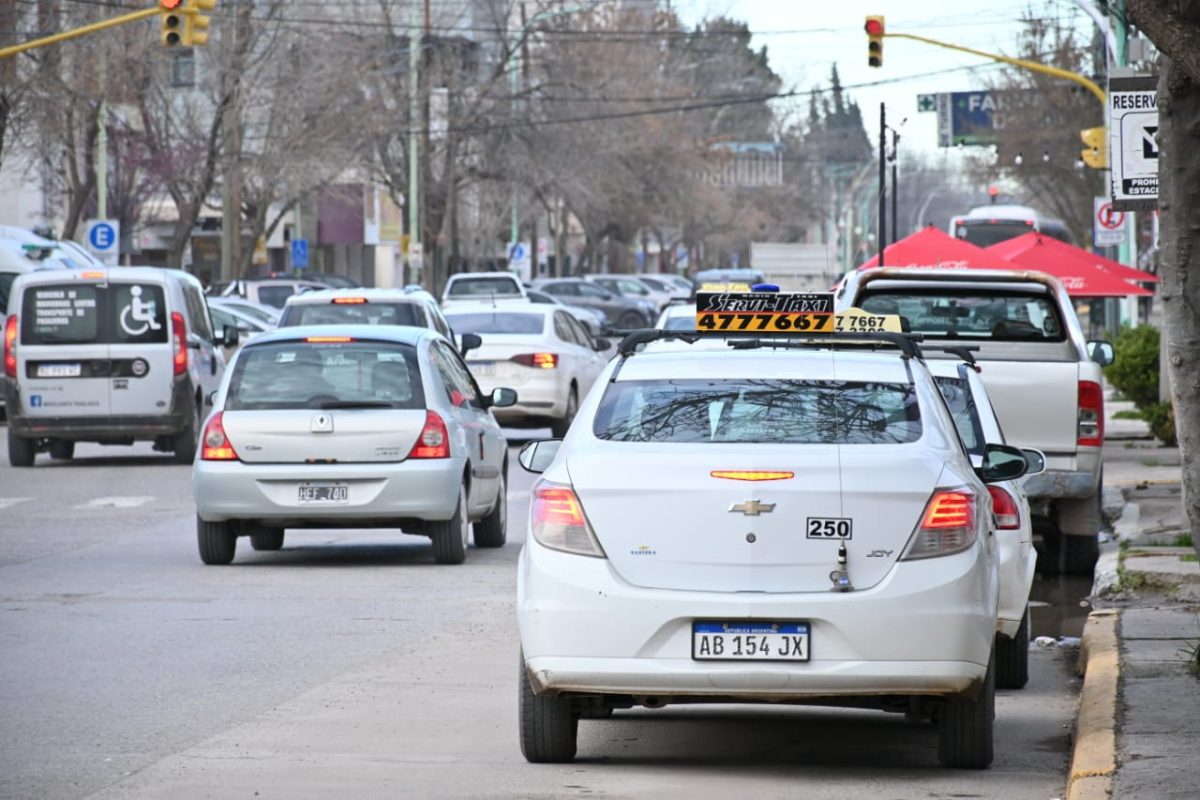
836, 268, 1114, 574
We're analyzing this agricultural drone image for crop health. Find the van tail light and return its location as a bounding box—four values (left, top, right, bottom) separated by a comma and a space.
171, 311, 187, 376
200, 412, 239, 461
4, 314, 17, 378
530, 480, 606, 558
408, 410, 450, 459
901, 489, 978, 560
988, 486, 1021, 530
511, 352, 558, 369
1078, 380, 1103, 447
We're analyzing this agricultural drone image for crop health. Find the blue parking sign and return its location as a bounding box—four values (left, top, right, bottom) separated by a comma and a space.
88, 222, 116, 250
291, 238, 309, 269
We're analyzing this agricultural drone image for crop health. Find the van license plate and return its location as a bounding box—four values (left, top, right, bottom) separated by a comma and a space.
692, 621, 810, 662
298, 483, 349, 504
37, 364, 81, 378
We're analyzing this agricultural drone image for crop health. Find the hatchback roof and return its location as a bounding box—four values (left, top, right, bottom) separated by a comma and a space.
244, 323, 437, 349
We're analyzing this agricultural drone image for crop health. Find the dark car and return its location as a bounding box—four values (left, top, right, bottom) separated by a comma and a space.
532, 278, 655, 329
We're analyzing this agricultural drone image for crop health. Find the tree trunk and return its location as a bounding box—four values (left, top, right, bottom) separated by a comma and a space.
1156, 57, 1200, 560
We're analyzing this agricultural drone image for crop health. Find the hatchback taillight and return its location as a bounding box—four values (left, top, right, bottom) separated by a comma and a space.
200, 412, 239, 461
511, 352, 557, 369
901, 489, 978, 560
171, 311, 187, 376
1078, 380, 1103, 447
987, 486, 1021, 530
530, 480, 605, 558
3, 314, 17, 378
408, 410, 450, 459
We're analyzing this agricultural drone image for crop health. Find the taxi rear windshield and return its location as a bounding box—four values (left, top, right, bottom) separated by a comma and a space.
279, 302, 421, 328
20, 282, 168, 345
859, 290, 1064, 342
226, 341, 425, 410
594, 379, 921, 444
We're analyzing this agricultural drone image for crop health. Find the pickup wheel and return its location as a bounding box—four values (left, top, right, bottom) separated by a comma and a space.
937, 650, 995, 769
8, 433, 36, 467
1040, 525, 1099, 575
49, 440, 75, 460
995, 607, 1030, 690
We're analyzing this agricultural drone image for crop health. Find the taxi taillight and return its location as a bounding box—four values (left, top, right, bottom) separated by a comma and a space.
988, 486, 1021, 530
408, 410, 450, 459
200, 412, 239, 461
4, 314, 17, 378
530, 480, 605, 558
902, 490, 978, 560
710, 470, 794, 481
171, 312, 187, 375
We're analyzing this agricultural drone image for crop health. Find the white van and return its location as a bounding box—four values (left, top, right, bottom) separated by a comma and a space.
3, 268, 237, 466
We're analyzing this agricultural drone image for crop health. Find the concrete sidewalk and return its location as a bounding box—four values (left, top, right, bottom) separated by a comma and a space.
1070, 443, 1200, 800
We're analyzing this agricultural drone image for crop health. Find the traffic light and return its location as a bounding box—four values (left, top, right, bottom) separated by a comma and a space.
1080, 126, 1107, 169
160, 0, 184, 47
865, 15, 885, 68
182, 0, 217, 47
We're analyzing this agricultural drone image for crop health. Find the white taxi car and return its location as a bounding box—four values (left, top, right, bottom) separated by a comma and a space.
516, 325, 1031, 769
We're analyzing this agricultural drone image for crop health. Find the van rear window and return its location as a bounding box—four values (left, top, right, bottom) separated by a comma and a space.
21, 283, 167, 344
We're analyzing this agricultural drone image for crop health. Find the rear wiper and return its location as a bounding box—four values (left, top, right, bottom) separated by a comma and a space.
316, 400, 395, 409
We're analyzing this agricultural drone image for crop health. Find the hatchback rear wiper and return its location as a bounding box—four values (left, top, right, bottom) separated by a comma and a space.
315, 400, 395, 409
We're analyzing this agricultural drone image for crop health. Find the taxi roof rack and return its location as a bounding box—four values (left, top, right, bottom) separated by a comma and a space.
615, 328, 925, 360
922, 344, 981, 366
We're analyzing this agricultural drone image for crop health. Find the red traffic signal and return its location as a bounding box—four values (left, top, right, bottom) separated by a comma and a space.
864, 18, 884, 36
160, 0, 184, 8
865, 15, 885, 68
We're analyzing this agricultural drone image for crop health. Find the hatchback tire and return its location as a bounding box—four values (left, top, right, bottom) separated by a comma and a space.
618, 311, 642, 329
996, 607, 1030, 690
173, 397, 201, 465
197, 516, 237, 565
937, 651, 995, 769
49, 440, 75, 460
473, 470, 507, 548
430, 484, 468, 565
550, 389, 577, 438
8, 434, 36, 467
250, 529, 286, 551
519, 654, 577, 763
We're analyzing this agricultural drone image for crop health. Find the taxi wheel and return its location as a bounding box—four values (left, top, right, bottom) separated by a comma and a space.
473, 471, 507, 548
49, 440, 75, 461
936, 651, 995, 769
173, 397, 201, 465
250, 529, 286, 551
995, 607, 1030, 690
550, 389, 577, 438
197, 516, 237, 565
8, 433, 36, 467
519, 654, 578, 763
431, 484, 468, 565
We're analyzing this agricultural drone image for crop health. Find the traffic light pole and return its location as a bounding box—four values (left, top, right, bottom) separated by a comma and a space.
878, 103, 887, 265
0, 6, 161, 60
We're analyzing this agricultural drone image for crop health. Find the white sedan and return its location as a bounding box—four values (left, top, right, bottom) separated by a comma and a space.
515, 329, 1034, 769
444, 303, 610, 437
654, 302, 696, 330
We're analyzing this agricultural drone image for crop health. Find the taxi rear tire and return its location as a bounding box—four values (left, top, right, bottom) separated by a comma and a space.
197, 516, 237, 565
430, 484, 468, 565
250, 529, 286, 551
936, 651, 995, 769
473, 471, 507, 548
995, 607, 1030, 690
49, 440, 75, 460
8, 433, 36, 467
519, 653, 577, 763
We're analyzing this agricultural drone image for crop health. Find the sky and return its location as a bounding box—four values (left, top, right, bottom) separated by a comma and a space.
673, 0, 1093, 156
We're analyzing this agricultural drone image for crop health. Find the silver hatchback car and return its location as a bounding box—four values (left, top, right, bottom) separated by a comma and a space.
192, 325, 517, 565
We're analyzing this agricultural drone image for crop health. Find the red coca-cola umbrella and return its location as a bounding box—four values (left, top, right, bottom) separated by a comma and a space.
985, 232, 1158, 284
858, 227, 1015, 270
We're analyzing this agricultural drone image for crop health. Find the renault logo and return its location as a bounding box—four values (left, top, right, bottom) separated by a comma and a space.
310, 413, 334, 433
729, 500, 775, 516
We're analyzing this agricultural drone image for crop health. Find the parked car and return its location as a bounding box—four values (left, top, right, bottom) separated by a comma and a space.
207, 297, 281, 326
532, 278, 654, 329
654, 302, 696, 331
259, 271, 360, 289
207, 302, 272, 360
278, 288, 456, 344
4, 267, 237, 466
837, 267, 1113, 574
524, 287, 607, 335
192, 325, 517, 565
693, 268, 766, 286
209, 278, 325, 309
442, 272, 526, 306
635, 274, 690, 302
443, 303, 609, 436
582, 274, 665, 314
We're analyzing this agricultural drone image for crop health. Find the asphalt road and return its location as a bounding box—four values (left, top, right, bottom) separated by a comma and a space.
0, 427, 1080, 800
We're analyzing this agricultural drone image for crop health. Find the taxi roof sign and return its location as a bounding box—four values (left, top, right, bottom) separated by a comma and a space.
696, 290, 834, 333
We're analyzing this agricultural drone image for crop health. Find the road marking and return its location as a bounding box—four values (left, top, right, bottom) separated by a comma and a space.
76, 496, 156, 510
0, 497, 34, 510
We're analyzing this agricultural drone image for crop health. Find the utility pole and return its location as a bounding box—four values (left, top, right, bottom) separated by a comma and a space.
97, 51, 107, 222
878, 102, 887, 265
522, 3, 539, 279
407, 0, 421, 283
220, 4, 250, 281
1113, 0, 1139, 327
890, 129, 899, 244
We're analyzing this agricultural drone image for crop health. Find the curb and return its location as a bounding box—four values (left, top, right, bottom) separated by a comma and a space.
1066, 609, 1120, 800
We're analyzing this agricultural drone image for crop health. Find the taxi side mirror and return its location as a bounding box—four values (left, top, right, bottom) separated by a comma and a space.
978, 444, 1029, 483
518, 439, 561, 474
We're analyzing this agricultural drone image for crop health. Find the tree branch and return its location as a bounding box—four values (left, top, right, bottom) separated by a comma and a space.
1129, 0, 1200, 83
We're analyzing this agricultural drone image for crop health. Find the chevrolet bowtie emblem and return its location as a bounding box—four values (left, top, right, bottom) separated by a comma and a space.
729, 500, 775, 516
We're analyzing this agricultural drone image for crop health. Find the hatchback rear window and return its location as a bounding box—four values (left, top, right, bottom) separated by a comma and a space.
446, 312, 545, 335
859, 290, 1064, 342
280, 302, 421, 328
446, 277, 522, 297
20, 282, 167, 344
594, 379, 921, 444
226, 341, 425, 411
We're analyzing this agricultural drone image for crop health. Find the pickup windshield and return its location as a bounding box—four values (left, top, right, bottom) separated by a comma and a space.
859, 289, 1065, 342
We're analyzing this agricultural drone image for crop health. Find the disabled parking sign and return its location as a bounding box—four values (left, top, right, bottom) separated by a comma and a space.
85, 219, 120, 266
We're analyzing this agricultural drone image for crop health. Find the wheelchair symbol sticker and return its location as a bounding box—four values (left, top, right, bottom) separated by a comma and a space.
119, 286, 163, 337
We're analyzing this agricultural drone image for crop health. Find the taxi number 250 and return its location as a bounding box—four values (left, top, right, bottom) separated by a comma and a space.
806, 516, 852, 539
695, 312, 833, 332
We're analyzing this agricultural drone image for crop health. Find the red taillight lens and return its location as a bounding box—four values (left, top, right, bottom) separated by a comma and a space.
332, 297, 367, 304
171, 311, 187, 376
511, 352, 557, 369
200, 412, 239, 461
1078, 380, 1103, 447
408, 410, 450, 459
902, 489, 978, 560
988, 486, 1021, 530
4, 314, 17, 378
530, 481, 605, 558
